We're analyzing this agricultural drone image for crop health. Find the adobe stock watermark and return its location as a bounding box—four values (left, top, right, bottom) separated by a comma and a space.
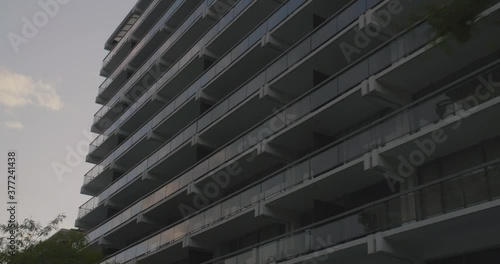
51, 130, 94, 182
384, 73, 500, 191
340, 0, 406, 63
7, 0, 72, 54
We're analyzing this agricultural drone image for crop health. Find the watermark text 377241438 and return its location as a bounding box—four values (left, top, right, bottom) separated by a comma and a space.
6, 151, 18, 255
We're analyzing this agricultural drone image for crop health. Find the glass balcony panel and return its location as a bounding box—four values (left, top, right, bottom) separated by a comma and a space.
159, 142, 171, 159
148, 152, 159, 166
311, 220, 342, 249
183, 123, 197, 139
262, 173, 284, 198
248, 24, 266, 46
222, 195, 240, 217
411, 95, 447, 130
288, 0, 306, 13
285, 160, 310, 189
136, 240, 148, 257
228, 86, 247, 109
142, 195, 155, 210
115, 252, 125, 263
462, 170, 489, 206
153, 186, 167, 204
226, 139, 243, 159
223, 256, 237, 264
160, 228, 174, 246
338, 0, 365, 30
212, 100, 229, 121
282, 233, 307, 259
386, 197, 403, 228
190, 213, 205, 231
287, 37, 311, 67
359, 204, 388, 233
247, 72, 265, 95
204, 204, 222, 226
260, 241, 280, 264
171, 134, 185, 150
216, 54, 232, 75
179, 172, 192, 189
310, 145, 339, 177
241, 185, 260, 208
341, 214, 366, 241
122, 208, 131, 221
148, 234, 161, 252
344, 129, 371, 161
131, 203, 141, 216
173, 221, 188, 240
168, 178, 180, 196
175, 90, 188, 107
442, 177, 465, 212
400, 193, 416, 225
112, 214, 122, 229
312, 17, 337, 49
310, 77, 338, 110
237, 249, 258, 264
194, 160, 209, 179
266, 56, 288, 82
231, 40, 248, 61
201, 67, 216, 87
369, 45, 392, 75
338, 59, 369, 94
124, 247, 137, 261
234, 0, 250, 16
198, 111, 214, 131
420, 184, 443, 219
381, 112, 411, 144
209, 150, 226, 171
268, 4, 287, 29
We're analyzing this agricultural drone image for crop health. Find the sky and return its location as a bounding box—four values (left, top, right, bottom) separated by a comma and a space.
0, 0, 137, 230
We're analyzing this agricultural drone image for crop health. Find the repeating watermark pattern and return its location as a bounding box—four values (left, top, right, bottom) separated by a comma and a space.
383, 73, 500, 191
7, 0, 72, 54
6, 151, 18, 255
340, 0, 406, 63
51, 130, 94, 182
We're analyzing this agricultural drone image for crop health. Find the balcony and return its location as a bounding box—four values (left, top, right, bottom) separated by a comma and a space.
201, 160, 500, 264
91, 57, 500, 262
88, 0, 285, 158
104, 0, 153, 51
101, 0, 202, 78
83, 0, 317, 195
96, 0, 207, 106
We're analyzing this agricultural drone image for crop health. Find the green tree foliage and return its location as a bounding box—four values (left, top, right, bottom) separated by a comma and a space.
426, 0, 498, 42
0, 215, 102, 264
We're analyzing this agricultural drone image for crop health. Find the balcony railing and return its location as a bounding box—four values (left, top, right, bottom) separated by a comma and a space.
98, 0, 184, 98
204, 160, 500, 264
91, 0, 253, 145
82, 0, 418, 217
99, 157, 500, 263
102, 0, 165, 72
84, 0, 309, 184
97, 0, 221, 107
84, 38, 500, 250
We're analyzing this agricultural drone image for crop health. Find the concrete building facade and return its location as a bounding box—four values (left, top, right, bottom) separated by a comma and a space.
77, 0, 500, 263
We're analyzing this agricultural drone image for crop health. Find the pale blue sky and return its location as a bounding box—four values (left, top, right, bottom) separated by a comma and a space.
0, 0, 137, 229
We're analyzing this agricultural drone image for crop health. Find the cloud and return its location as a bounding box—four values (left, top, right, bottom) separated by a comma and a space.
0, 70, 63, 110
5, 121, 25, 130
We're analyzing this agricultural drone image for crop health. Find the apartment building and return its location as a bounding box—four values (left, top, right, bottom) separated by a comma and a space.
76, 0, 500, 263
